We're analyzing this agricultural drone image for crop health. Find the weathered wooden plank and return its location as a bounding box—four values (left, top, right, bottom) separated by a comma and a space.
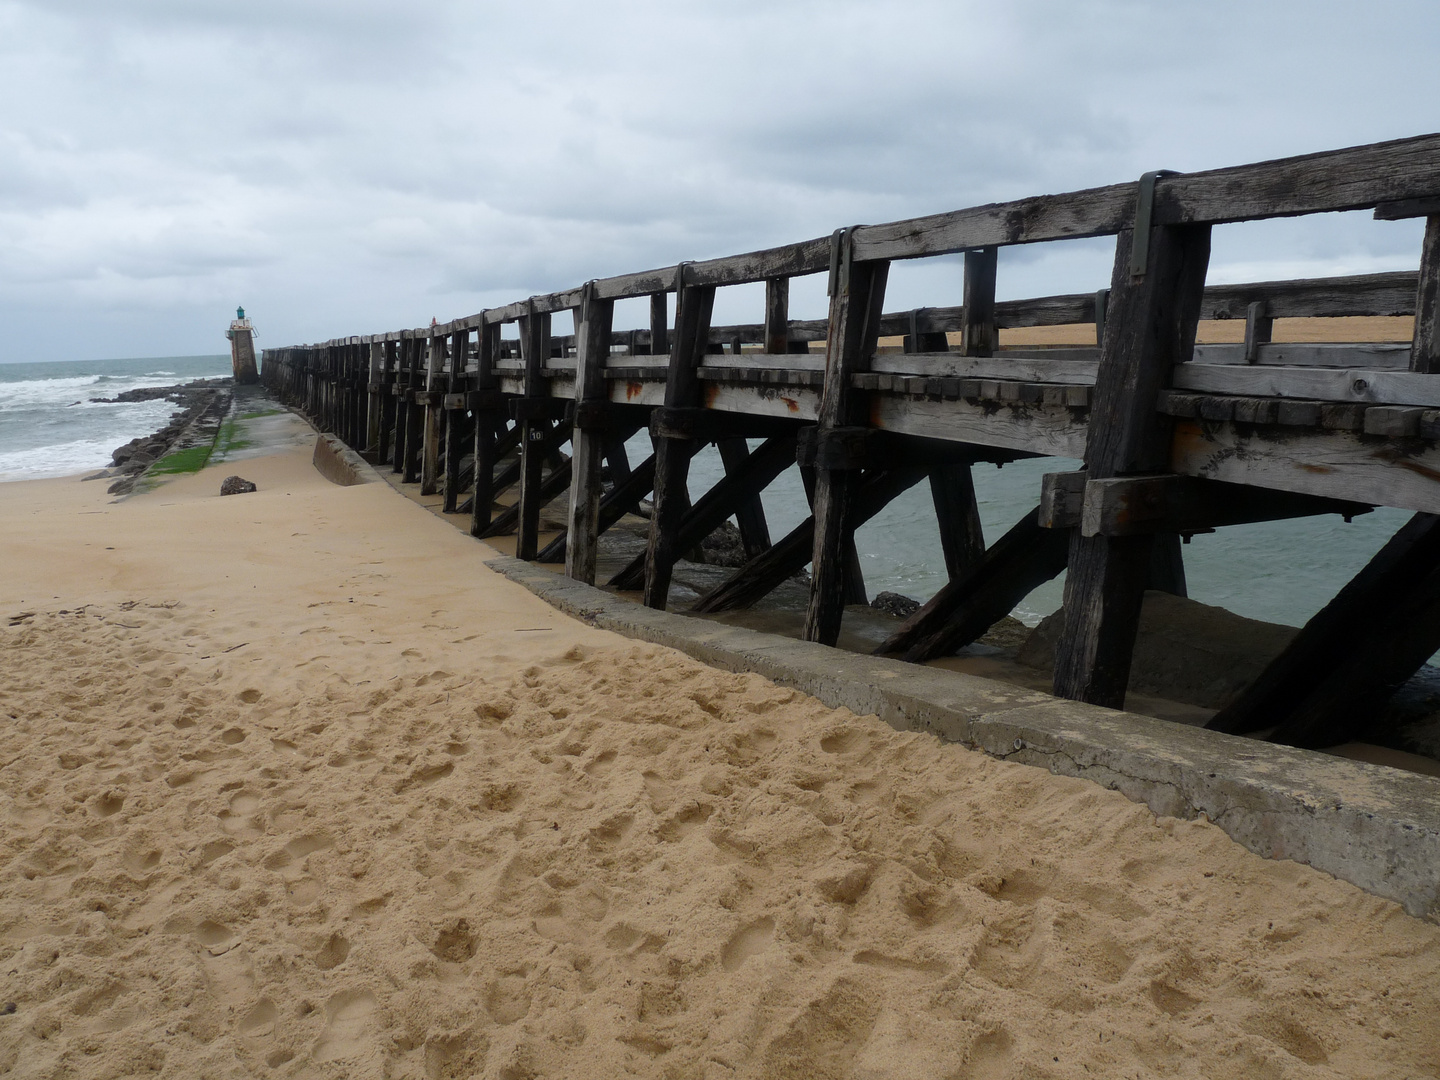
870, 353, 1097, 383
1171, 418, 1440, 514
1048, 472, 1374, 535
854, 133, 1440, 261
591, 237, 831, 303
1190, 343, 1412, 369
1054, 220, 1212, 709
1173, 361, 1440, 405
871, 395, 1088, 457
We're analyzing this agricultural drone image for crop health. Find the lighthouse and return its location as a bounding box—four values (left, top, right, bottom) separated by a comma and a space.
226, 306, 259, 384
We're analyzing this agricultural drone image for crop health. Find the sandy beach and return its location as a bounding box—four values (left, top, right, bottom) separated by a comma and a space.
3, 442, 1439, 1079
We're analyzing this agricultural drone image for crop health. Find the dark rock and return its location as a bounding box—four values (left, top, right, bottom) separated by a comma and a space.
127, 451, 155, 468
690, 520, 749, 568
870, 591, 921, 618
220, 476, 257, 496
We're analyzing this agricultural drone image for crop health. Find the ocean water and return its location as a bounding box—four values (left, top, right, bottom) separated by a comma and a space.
673, 438, 1413, 631
0, 354, 1410, 633
0, 355, 231, 482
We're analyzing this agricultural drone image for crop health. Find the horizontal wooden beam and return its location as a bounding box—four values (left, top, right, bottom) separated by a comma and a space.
1172, 362, 1440, 406
854, 132, 1440, 261
1190, 343, 1411, 369
871, 396, 1088, 458
1171, 418, 1440, 515
1038, 472, 1373, 535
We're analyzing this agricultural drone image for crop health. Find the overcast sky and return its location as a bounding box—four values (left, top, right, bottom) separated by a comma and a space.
3, 0, 1439, 361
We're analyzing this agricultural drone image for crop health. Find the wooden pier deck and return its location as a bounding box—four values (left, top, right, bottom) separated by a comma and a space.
262, 132, 1440, 754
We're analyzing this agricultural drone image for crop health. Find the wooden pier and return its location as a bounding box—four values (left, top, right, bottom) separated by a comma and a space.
262, 132, 1440, 752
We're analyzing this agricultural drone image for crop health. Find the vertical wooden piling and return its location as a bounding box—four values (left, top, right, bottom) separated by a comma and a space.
764, 277, 789, 356
644, 271, 715, 609
804, 230, 890, 645
1411, 214, 1440, 373
650, 293, 669, 356
420, 332, 445, 496
471, 322, 502, 537
1052, 221, 1212, 707
442, 328, 469, 512
960, 247, 998, 357
515, 305, 553, 561
567, 285, 616, 583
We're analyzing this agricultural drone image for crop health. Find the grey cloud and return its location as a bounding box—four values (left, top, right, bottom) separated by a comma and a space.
2, 0, 1439, 360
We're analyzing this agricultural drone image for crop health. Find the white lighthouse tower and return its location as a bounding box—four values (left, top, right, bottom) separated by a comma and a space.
226, 305, 258, 384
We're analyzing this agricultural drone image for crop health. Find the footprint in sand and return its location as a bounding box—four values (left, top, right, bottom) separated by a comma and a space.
721, 917, 774, 971
195, 919, 237, 956
315, 932, 350, 970
429, 919, 477, 963
239, 997, 277, 1039
92, 790, 125, 817
312, 990, 377, 1062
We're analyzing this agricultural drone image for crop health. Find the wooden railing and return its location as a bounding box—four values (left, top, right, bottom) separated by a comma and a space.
263, 132, 1440, 752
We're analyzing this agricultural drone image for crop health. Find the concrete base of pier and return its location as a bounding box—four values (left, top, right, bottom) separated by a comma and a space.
484, 554, 1440, 922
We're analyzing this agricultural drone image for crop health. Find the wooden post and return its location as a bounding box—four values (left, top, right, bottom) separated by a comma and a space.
803, 229, 890, 644
392, 336, 412, 475
1411, 214, 1440, 373
650, 292, 669, 356
644, 270, 714, 609
515, 304, 552, 561
961, 247, 998, 357
1052, 220, 1212, 707
471, 322, 501, 536
379, 340, 397, 467
764, 277, 789, 356
929, 463, 985, 581
1243, 299, 1273, 364
403, 337, 425, 484
566, 284, 615, 584
420, 332, 445, 495
442, 329, 469, 512
905, 308, 949, 353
